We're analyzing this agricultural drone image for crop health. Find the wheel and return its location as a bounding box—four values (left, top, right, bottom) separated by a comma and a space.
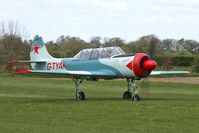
123, 91, 132, 99
76, 91, 85, 100
132, 94, 140, 101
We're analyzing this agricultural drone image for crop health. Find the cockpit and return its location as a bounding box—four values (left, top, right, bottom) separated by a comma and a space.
74, 47, 126, 60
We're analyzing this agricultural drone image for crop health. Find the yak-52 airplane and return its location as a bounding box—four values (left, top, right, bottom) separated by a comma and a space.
14, 35, 189, 101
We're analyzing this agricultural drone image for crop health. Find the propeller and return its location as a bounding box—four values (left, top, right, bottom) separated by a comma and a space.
136, 35, 162, 95
142, 35, 162, 60
138, 78, 151, 95
131, 53, 157, 96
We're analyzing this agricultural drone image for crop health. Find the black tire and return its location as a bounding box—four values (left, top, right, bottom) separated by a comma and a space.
132, 94, 140, 101
76, 91, 85, 100
123, 91, 132, 99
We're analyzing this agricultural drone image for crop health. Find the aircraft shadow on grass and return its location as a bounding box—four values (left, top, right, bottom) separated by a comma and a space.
22, 97, 183, 103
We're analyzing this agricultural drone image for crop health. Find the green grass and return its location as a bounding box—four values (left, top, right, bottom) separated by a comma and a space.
0, 77, 199, 133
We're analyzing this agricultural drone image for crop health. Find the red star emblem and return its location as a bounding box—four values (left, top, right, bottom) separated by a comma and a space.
33, 42, 40, 54
126, 60, 133, 71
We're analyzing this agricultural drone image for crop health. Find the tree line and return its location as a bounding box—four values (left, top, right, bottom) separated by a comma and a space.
0, 21, 199, 72
45, 35, 199, 58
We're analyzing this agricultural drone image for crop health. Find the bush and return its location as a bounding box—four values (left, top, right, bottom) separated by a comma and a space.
192, 56, 199, 72
154, 55, 196, 67
171, 56, 194, 66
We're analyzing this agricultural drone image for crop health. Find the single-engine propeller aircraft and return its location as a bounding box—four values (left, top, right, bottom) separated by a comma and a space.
14, 35, 189, 101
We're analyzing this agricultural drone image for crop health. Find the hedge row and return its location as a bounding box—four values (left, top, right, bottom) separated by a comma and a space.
154, 56, 198, 67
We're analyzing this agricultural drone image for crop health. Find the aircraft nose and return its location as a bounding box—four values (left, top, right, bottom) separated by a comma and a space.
143, 60, 157, 70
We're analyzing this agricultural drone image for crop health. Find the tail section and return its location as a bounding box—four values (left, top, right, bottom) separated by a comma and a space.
30, 35, 54, 61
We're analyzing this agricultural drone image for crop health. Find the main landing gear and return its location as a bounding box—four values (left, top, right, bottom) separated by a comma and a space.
74, 78, 85, 100
73, 78, 140, 101
123, 79, 140, 101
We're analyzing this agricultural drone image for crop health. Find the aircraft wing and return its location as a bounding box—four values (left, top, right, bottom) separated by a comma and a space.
14, 70, 118, 77
14, 70, 190, 78
150, 71, 190, 76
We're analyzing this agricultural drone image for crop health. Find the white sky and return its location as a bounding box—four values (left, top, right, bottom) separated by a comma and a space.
0, 0, 199, 42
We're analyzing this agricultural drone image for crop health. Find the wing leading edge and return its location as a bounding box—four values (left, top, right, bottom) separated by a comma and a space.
150, 71, 190, 76
14, 70, 118, 77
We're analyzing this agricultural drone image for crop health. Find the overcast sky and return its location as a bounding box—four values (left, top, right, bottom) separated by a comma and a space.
0, 0, 198, 42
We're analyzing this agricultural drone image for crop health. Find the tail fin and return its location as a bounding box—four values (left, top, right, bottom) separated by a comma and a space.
30, 35, 53, 61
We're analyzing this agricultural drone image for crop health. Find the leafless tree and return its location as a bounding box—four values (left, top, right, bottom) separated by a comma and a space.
0, 20, 29, 40
0, 20, 30, 67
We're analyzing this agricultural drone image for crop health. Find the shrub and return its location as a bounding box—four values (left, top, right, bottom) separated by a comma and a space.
192, 56, 199, 72
154, 55, 196, 67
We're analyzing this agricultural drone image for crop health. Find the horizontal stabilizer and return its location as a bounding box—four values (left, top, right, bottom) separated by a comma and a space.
13, 70, 32, 74
8, 60, 47, 63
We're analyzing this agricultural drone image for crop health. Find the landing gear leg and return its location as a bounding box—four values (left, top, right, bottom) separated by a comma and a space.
123, 79, 132, 99
74, 78, 85, 100
123, 79, 140, 101
131, 80, 140, 101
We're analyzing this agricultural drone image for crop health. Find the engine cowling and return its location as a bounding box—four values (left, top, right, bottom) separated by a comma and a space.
132, 53, 157, 78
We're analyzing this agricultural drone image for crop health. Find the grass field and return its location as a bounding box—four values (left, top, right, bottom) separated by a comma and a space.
0, 77, 199, 133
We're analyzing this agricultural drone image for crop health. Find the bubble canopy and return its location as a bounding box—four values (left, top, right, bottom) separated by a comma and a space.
74, 47, 126, 60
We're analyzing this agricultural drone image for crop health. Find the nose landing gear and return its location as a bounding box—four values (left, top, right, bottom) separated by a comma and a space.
123, 79, 140, 101
123, 91, 132, 99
